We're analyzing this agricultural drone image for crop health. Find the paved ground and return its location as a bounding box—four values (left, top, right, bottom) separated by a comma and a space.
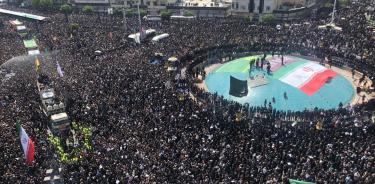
196, 56, 374, 108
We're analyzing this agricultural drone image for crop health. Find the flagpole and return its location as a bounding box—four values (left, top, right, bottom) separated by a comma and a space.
331, 0, 337, 24
122, 0, 127, 33
137, 0, 142, 42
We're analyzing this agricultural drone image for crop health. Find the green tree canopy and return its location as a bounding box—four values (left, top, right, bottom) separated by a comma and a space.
160, 10, 172, 20
69, 23, 80, 31
82, 5, 94, 14
60, 4, 73, 14
32, 0, 40, 8
139, 9, 147, 18
262, 14, 276, 23
338, 0, 350, 7
39, 0, 53, 9
324, 2, 334, 8
113, 7, 123, 16
125, 9, 133, 17
244, 15, 252, 22
183, 10, 194, 17
61, 4, 73, 22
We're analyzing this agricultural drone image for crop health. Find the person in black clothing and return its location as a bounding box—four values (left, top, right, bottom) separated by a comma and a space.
267, 63, 271, 75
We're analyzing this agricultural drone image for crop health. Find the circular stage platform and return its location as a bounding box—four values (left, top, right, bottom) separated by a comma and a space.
205, 55, 355, 111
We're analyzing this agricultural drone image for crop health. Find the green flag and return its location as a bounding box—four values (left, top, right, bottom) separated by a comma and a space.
289, 179, 315, 184
16, 120, 21, 134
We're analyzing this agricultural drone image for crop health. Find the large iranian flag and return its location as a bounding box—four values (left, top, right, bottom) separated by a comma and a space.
16, 122, 35, 165
273, 61, 336, 95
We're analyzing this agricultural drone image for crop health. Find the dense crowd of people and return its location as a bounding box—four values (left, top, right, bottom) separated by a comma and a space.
1, 1, 375, 183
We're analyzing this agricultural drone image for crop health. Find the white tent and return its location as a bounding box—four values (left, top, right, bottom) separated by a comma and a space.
16, 25, 26, 31
10, 19, 22, 26
318, 23, 342, 31
28, 49, 40, 55
170, 16, 196, 20
168, 57, 178, 62
152, 33, 169, 42
128, 29, 156, 43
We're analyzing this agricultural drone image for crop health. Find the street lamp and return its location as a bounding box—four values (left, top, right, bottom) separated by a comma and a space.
331, 0, 337, 24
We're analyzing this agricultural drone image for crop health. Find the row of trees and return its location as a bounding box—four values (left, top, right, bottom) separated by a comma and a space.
324, 0, 351, 8
60, 4, 95, 22
31, 0, 53, 9
31, 1, 92, 14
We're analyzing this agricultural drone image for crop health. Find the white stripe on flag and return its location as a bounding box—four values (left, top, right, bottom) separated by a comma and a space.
280, 62, 327, 88
20, 127, 30, 158
57, 62, 64, 77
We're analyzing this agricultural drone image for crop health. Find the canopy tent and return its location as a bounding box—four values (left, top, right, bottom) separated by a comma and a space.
168, 57, 178, 62
0, 8, 47, 21
166, 57, 178, 71
23, 39, 38, 48
16, 25, 26, 31
128, 29, 156, 43
28, 50, 40, 55
10, 19, 23, 26
170, 16, 196, 20
318, 23, 342, 31
128, 29, 156, 38
152, 33, 169, 42
149, 52, 165, 65
144, 15, 162, 21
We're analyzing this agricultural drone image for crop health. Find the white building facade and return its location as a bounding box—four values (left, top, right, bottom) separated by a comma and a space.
230, 0, 313, 15
230, 0, 277, 14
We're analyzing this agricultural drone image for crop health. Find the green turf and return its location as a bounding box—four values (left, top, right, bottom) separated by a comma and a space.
213, 55, 262, 73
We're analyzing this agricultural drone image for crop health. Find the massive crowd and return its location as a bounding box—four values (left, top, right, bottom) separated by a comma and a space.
1, 1, 375, 183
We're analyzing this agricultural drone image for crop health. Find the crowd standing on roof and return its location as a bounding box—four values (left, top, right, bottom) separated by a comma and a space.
1, 1, 375, 183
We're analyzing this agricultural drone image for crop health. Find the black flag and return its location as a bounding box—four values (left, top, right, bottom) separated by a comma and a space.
229, 76, 248, 97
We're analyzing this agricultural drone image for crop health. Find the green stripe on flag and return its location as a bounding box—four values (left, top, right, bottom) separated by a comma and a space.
213, 55, 262, 73
16, 120, 21, 134
272, 61, 308, 79
289, 179, 316, 184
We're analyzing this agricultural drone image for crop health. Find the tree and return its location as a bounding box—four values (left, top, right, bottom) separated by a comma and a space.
39, 0, 53, 9
262, 14, 276, 23
160, 10, 172, 20
69, 23, 80, 31
60, 4, 73, 22
82, 5, 94, 14
125, 9, 134, 17
324, 2, 334, 8
183, 10, 194, 17
139, 9, 147, 18
32, 0, 40, 8
113, 7, 123, 16
338, 0, 350, 7
244, 15, 252, 22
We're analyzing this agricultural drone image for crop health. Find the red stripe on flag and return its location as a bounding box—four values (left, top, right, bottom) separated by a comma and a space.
26, 138, 35, 165
300, 69, 337, 95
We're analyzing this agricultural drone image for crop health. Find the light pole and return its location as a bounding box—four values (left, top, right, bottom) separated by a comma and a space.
137, 0, 142, 43
123, 0, 127, 33
331, 0, 337, 24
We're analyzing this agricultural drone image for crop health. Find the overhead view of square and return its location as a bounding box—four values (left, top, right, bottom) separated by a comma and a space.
0, 0, 375, 183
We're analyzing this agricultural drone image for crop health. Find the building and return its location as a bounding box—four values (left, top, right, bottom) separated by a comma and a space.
70, 0, 316, 17
71, 0, 110, 12
230, 0, 315, 16
183, 0, 229, 7
167, 5, 230, 17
